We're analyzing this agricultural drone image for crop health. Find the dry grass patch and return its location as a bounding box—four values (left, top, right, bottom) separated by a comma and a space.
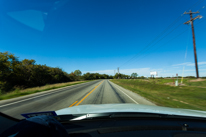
189, 78, 206, 82
19, 81, 85, 93
0, 81, 91, 100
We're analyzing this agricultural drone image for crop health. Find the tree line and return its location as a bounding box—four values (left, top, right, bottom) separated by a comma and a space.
0, 52, 114, 92
0, 52, 142, 93
2, 52, 204, 93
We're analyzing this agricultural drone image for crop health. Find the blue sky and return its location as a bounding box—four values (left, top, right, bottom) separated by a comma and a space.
0, 0, 206, 77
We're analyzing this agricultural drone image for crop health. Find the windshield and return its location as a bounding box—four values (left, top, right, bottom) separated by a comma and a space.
0, 0, 206, 119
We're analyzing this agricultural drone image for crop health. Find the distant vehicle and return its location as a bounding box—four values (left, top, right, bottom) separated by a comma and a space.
1, 104, 206, 137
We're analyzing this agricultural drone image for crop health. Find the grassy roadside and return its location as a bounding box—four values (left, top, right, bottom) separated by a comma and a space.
0, 81, 92, 101
110, 79, 206, 111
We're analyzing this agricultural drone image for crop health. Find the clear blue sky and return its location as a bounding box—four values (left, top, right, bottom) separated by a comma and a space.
0, 0, 206, 77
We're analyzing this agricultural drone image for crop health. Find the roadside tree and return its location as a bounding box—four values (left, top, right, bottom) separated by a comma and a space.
131, 73, 138, 79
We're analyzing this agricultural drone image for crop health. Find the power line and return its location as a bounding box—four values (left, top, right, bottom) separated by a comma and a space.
183, 10, 203, 78
126, 15, 196, 66
123, 15, 194, 67
126, 22, 184, 66
138, 28, 190, 60
134, 13, 206, 65
119, 15, 184, 68
128, 18, 205, 67
181, 29, 190, 83
190, 0, 205, 10
118, 0, 204, 69
197, 4, 206, 11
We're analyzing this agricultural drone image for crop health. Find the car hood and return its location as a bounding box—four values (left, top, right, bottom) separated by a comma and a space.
55, 104, 206, 118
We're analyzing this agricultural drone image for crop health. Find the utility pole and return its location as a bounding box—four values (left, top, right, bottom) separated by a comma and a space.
117, 67, 119, 79
183, 10, 202, 78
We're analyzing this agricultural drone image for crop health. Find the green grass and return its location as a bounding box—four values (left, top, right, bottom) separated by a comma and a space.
110, 79, 206, 111
144, 78, 190, 84
0, 81, 92, 100
185, 80, 206, 87
142, 78, 206, 87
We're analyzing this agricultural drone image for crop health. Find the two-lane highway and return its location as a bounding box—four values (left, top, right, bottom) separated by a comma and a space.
0, 80, 155, 119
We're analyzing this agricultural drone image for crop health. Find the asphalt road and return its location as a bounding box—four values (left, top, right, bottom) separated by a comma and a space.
0, 80, 155, 119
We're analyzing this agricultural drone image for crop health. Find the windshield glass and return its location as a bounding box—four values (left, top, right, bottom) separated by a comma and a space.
0, 0, 206, 119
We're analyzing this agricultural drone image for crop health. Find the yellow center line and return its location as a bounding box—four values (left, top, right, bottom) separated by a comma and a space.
69, 100, 78, 107
75, 81, 104, 106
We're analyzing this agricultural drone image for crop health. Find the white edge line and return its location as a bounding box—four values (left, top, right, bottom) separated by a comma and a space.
0, 81, 100, 108
0, 88, 73, 108
108, 81, 139, 104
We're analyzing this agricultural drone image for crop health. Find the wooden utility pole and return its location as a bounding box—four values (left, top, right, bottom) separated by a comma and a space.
183, 10, 202, 78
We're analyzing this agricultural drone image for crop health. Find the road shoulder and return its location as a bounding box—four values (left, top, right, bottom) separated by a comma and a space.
109, 80, 156, 106
0, 80, 98, 105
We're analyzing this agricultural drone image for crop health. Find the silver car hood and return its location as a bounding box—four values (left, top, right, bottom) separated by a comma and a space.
56, 104, 206, 118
